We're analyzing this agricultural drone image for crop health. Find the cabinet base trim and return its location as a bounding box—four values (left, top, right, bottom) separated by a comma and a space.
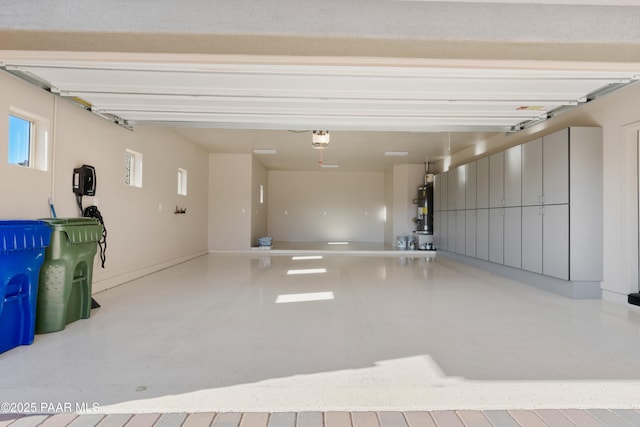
628, 293, 640, 307
439, 251, 602, 299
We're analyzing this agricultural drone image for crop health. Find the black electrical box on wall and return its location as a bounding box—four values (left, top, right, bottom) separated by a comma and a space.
72, 164, 96, 196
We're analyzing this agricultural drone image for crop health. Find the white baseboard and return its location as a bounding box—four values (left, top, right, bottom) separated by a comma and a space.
92, 251, 208, 294
602, 289, 631, 305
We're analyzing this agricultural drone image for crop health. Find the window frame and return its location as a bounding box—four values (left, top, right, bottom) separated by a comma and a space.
7, 108, 48, 171
125, 149, 143, 188
177, 167, 188, 196
8, 113, 33, 167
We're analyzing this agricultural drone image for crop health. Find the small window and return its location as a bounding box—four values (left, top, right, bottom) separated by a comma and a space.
177, 168, 188, 196
7, 109, 48, 171
125, 149, 143, 187
8, 115, 31, 167
259, 184, 264, 204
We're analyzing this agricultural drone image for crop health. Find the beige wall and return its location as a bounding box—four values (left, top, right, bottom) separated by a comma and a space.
390, 164, 426, 244
384, 168, 394, 245
0, 73, 54, 218
208, 153, 252, 250
0, 72, 209, 292
251, 157, 268, 245
267, 171, 384, 242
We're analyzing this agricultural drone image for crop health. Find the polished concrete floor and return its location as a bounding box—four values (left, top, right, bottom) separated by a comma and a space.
2, 252, 640, 414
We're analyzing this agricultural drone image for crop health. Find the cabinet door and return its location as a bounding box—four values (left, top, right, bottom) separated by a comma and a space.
476, 157, 489, 209
522, 138, 543, 206
489, 152, 505, 208
543, 204, 569, 280
465, 210, 477, 257
440, 172, 449, 212
447, 211, 457, 252
456, 166, 466, 211
448, 168, 458, 210
455, 210, 466, 254
439, 211, 448, 250
433, 211, 441, 248
543, 129, 569, 205
465, 161, 477, 210
476, 209, 489, 260
504, 145, 522, 207
522, 206, 543, 274
503, 207, 521, 268
489, 208, 504, 264
434, 174, 442, 212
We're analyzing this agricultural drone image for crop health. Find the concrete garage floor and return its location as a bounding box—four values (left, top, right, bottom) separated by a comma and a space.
2, 251, 640, 416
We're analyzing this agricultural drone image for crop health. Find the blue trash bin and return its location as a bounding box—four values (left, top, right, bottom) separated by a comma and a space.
0, 220, 51, 354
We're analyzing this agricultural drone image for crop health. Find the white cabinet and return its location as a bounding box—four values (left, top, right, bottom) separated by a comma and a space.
448, 169, 457, 210
542, 204, 569, 280
504, 207, 522, 268
543, 129, 569, 205
455, 166, 466, 211
434, 173, 442, 212
476, 209, 489, 261
522, 137, 543, 206
489, 208, 504, 264
465, 162, 477, 210
440, 172, 449, 213
445, 210, 466, 255
439, 127, 601, 291
489, 152, 504, 208
434, 211, 442, 248
465, 210, 477, 257
569, 127, 603, 281
522, 131, 568, 206
522, 206, 543, 273
487, 207, 521, 268
448, 211, 456, 252
476, 157, 489, 209
455, 211, 466, 255
447, 166, 465, 211
504, 145, 522, 207
438, 210, 448, 250
522, 204, 568, 280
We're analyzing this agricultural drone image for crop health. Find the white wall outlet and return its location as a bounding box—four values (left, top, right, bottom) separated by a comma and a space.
158, 203, 162, 211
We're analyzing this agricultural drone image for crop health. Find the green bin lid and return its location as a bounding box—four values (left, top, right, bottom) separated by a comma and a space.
39, 218, 103, 243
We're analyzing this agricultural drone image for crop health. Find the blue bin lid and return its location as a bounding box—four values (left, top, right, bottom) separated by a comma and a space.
0, 220, 51, 252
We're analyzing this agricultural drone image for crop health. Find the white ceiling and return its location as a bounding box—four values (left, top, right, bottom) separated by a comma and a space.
1, 1, 640, 172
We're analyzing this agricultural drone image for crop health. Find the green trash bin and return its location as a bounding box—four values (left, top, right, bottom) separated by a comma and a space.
36, 218, 103, 333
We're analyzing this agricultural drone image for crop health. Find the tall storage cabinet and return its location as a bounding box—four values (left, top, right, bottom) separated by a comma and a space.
433, 127, 602, 299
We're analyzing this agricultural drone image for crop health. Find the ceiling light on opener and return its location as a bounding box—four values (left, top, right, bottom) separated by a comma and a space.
384, 151, 409, 156
312, 130, 330, 149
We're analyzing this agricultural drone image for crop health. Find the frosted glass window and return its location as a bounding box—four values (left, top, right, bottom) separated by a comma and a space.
125, 149, 143, 187
178, 168, 188, 195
